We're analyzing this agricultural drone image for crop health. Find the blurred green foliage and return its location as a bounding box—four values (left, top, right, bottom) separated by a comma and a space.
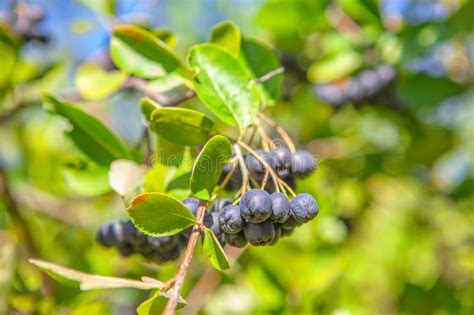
0, 0, 473, 314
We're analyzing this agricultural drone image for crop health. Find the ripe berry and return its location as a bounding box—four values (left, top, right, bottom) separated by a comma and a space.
204, 212, 222, 236
290, 150, 316, 177
211, 198, 232, 212
218, 205, 244, 234
225, 231, 248, 248
97, 224, 116, 248
182, 197, 199, 216
270, 192, 291, 223
243, 221, 275, 246
290, 193, 319, 224
272, 147, 291, 170
240, 189, 272, 223
245, 150, 277, 174
110, 221, 125, 243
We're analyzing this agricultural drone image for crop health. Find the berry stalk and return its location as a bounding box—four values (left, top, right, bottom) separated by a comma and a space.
163, 201, 207, 315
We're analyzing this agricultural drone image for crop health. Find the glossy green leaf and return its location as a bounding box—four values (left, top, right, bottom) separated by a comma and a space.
75, 63, 128, 100
152, 28, 177, 49
127, 193, 197, 236
140, 97, 161, 122
43, 94, 133, 166
210, 21, 241, 56
29, 259, 163, 290
187, 43, 261, 128
111, 25, 182, 78
240, 37, 283, 103
202, 227, 231, 271
151, 107, 213, 145
190, 135, 232, 200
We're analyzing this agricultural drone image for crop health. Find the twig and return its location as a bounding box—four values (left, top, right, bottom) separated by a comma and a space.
237, 141, 280, 192
163, 201, 207, 314
258, 113, 296, 152
255, 66, 285, 84
256, 124, 274, 150
233, 143, 249, 197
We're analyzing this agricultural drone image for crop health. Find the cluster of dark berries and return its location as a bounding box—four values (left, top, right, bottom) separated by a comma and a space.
97, 220, 188, 264
220, 147, 317, 192
217, 189, 319, 247
313, 65, 397, 107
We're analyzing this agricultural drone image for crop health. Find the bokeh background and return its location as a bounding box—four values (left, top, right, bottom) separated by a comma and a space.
0, 0, 473, 314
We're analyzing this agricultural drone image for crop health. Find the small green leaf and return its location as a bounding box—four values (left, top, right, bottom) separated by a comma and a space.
140, 97, 161, 121
151, 107, 213, 145
190, 135, 232, 200
29, 259, 163, 290
111, 25, 183, 79
210, 21, 241, 56
187, 43, 261, 128
202, 227, 230, 271
137, 290, 187, 315
75, 63, 128, 100
127, 193, 197, 236
43, 94, 133, 166
240, 37, 283, 103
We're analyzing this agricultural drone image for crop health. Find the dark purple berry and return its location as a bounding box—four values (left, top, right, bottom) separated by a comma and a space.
225, 231, 248, 248
204, 212, 222, 236
272, 147, 291, 170
243, 221, 275, 246
97, 224, 116, 247
245, 150, 277, 175
290, 150, 316, 177
182, 197, 199, 216
270, 192, 291, 223
117, 243, 134, 257
240, 189, 272, 223
218, 205, 244, 234
290, 193, 319, 224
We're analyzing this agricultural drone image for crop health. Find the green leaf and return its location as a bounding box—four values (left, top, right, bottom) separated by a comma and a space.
187, 43, 261, 128
43, 94, 133, 166
127, 193, 197, 236
240, 37, 283, 103
151, 107, 213, 145
140, 97, 161, 122
137, 290, 187, 315
75, 63, 128, 100
111, 25, 183, 79
151, 28, 177, 49
210, 21, 241, 56
29, 259, 163, 290
202, 227, 231, 271
190, 135, 232, 200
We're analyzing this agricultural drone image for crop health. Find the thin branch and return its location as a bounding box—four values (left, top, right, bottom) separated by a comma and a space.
256, 66, 285, 83
163, 201, 207, 315
258, 113, 296, 153
233, 143, 250, 196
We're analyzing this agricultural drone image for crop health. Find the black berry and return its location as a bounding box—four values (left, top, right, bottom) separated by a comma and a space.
218, 204, 244, 234
290, 193, 319, 224
272, 147, 291, 170
225, 231, 248, 248
290, 150, 316, 177
243, 221, 275, 246
211, 198, 232, 212
204, 212, 222, 236
240, 189, 272, 223
182, 197, 199, 216
270, 192, 291, 223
